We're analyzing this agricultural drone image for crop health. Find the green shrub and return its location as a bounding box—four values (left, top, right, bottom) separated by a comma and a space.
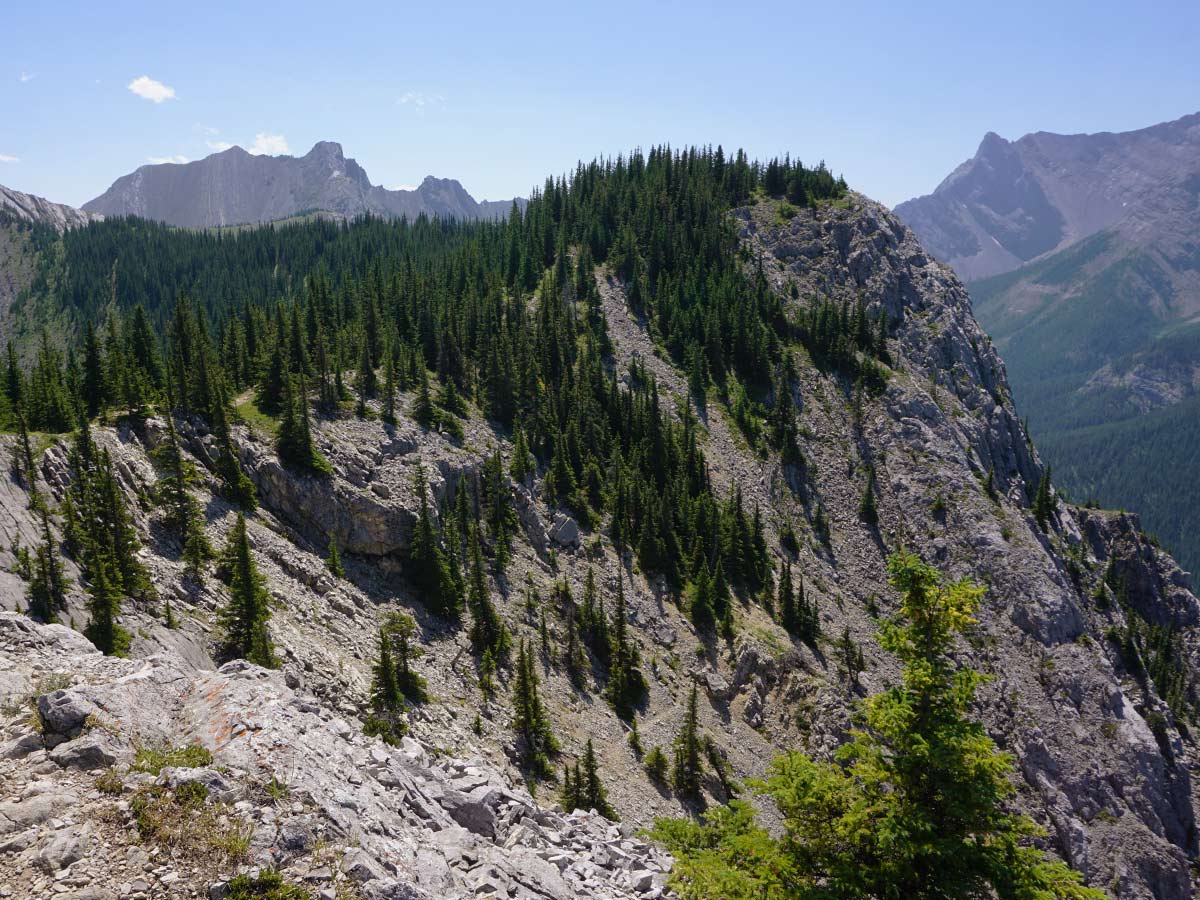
226, 869, 310, 899
644, 746, 669, 783
131, 743, 213, 775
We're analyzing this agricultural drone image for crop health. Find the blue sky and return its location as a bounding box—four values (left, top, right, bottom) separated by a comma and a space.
3, 0, 1198, 209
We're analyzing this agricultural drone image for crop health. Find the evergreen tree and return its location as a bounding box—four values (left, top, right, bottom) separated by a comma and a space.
81, 321, 107, 420
579, 738, 617, 819
413, 367, 435, 428
1033, 466, 1057, 531
512, 638, 558, 777
216, 513, 276, 667
371, 626, 402, 710
277, 375, 331, 474
689, 563, 716, 633
326, 537, 345, 577
382, 350, 398, 425
84, 556, 130, 657
510, 427, 533, 483
671, 683, 704, 800
606, 576, 646, 719
564, 611, 589, 689
561, 761, 578, 812
858, 465, 879, 525
387, 610, 428, 703
27, 509, 68, 624
155, 414, 213, 573
644, 745, 669, 783
408, 465, 462, 619
652, 552, 1105, 900
467, 528, 509, 657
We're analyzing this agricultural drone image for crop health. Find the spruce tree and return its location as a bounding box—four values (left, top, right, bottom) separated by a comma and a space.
1033, 466, 1057, 531
382, 350, 398, 425
467, 528, 509, 658
84, 555, 130, 657
27, 509, 68, 624
512, 638, 558, 777
216, 513, 276, 667
371, 626, 402, 710
652, 552, 1105, 900
408, 465, 462, 619
326, 537, 345, 577
858, 465, 879, 525
689, 563, 716, 633
277, 375, 330, 474
580, 739, 617, 819
413, 367, 435, 428
564, 612, 589, 689
671, 683, 704, 800
156, 415, 213, 574
606, 576, 646, 720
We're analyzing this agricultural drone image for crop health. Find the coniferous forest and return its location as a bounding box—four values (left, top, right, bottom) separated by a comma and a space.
0, 146, 1123, 898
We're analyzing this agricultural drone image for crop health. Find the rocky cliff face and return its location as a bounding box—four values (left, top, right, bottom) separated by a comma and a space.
0, 184, 96, 230
901, 113, 1200, 574
1, 195, 1198, 899
81, 142, 524, 228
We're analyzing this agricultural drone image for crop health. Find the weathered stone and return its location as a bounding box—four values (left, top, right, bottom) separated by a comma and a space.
36, 824, 90, 872
548, 514, 580, 550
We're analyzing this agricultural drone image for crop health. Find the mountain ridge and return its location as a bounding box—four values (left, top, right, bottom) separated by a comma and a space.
82, 140, 525, 228
897, 111, 1200, 571
1, 149, 1198, 898
0, 183, 97, 230
896, 111, 1200, 281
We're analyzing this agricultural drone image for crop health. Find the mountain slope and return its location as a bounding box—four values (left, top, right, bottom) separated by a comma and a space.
82, 141, 523, 227
898, 112, 1200, 571
0, 183, 96, 230
0, 184, 100, 344
1, 153, 1198, 898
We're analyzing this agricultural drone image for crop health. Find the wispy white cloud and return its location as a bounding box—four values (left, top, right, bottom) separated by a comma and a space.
247, 133, 289, 156
390, 184, 418, 192
0, 154, 19, 163
148, 154, 188, 165
128, 75, 176, 103
18, 72, 33, 83
397, 91, 445, 113
206, 140, 234, 152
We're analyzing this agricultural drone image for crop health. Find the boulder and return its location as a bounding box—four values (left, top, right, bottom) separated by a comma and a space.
36, 690, 99, 741
439, 786, 500, 838
549, 514, 580, 550
36, 823, 90, 872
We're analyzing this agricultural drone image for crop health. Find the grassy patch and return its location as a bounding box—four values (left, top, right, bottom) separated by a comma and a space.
235, 396, 280, 438
128, 784, 252, 870
226, 870, 312, 900
131, 743, 213, 775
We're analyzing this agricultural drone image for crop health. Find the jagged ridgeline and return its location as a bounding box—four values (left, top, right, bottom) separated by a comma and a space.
3, 146, 1200, 900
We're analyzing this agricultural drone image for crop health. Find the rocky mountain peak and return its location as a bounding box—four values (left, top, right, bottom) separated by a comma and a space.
82, 141, 524, 227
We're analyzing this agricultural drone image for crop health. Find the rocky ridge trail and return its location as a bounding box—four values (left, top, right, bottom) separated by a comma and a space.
0, 613, 673, 900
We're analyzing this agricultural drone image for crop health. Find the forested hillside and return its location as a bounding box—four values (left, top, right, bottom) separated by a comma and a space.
1, 147, 1198, 899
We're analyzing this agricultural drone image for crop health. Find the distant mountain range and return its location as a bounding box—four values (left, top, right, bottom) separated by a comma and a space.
897, 111, 1200, 571
82, 141, 524, 228
1, 184, 97, 229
